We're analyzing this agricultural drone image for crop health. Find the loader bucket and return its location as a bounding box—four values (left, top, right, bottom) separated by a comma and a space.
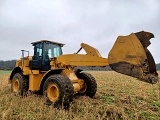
108, 31, 158, 84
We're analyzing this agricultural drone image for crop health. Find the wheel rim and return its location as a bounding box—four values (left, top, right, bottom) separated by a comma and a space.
13, 79, 20, 92
79, 83, 87, 93
47, 83, 59, 102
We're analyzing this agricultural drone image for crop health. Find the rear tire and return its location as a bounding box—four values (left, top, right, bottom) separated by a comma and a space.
77, 72, 97, 97
11, 73, 29, 96
43, 74, 74, 109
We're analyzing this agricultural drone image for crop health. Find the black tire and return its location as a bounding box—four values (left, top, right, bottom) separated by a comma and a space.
11, 73, 29, 96
77, 72, 97, 97
43, 74, 74, 109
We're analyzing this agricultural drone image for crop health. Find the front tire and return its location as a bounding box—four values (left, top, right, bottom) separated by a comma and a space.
43, 74, 74, 109
77, 72, 97, 97
11, 73, 29, 96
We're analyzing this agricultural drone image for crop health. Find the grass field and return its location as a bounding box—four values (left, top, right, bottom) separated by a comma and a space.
0, 71, 160, 120
0, 70, 11, 75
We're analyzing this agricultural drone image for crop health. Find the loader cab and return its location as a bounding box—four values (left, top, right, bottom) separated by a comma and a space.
29, 40, 64, 71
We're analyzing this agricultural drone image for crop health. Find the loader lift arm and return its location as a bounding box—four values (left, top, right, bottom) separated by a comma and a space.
56, 43, 108, 67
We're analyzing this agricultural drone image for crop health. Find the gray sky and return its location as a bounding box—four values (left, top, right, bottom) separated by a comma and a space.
0, 0, 160, 63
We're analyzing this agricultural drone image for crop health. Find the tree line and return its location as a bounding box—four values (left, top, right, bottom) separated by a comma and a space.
0, 60, 160, 71
156, 63, 160, 70
0, 60, 16, 70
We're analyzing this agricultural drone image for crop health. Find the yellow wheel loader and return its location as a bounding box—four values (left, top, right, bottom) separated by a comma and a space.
8, 31, 158, 109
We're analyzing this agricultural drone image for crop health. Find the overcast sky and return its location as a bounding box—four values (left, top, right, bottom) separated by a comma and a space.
0, 0, 160, 63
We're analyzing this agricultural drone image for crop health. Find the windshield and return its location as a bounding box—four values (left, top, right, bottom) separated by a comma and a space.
44, 43, 62, 58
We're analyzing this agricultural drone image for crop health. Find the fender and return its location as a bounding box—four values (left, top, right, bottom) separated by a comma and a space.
39, 69, 64, 94
8, 67, 22, 84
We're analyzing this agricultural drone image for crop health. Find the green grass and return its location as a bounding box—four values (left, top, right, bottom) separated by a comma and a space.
101, 94, 116, 104
0, 70, 11, 75
0, 71, 160, 119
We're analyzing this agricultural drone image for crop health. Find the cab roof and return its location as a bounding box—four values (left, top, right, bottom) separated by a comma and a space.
31, 40, 65, 46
